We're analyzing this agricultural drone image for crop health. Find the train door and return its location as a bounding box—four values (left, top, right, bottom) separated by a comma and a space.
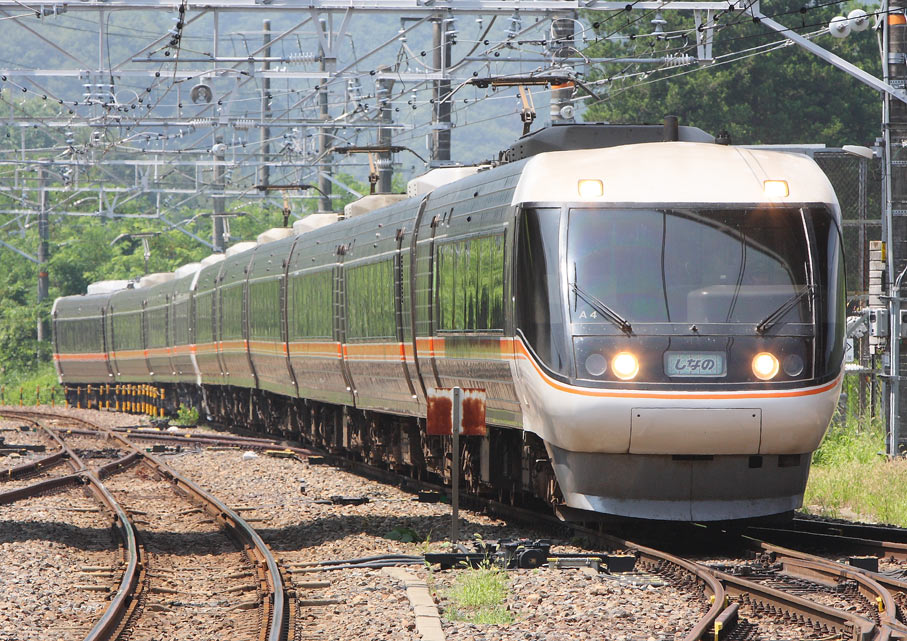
395, 228, 419, 403
241, 264, 260, 389
333, 245, 356, 400
100, 305, 115, 381
412, 203, 442, 390
141, 299, 153, 378
107, 302, 120, 378
408, 197, 431, 401
279, 246, 300, 397
214, 269, 228, 379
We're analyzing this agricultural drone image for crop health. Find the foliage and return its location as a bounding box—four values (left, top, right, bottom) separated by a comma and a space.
582, 0, 883, 146
384, 526, 423, 543
172, 404, 200, 427
804, 398, 907, 526
444, 559, 513, 625
0, 361, 60, 406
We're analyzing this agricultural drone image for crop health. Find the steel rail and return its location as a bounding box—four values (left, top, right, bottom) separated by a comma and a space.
572, 525, 729, 641
711, 566, 879, 641
1, 408, 287, 641
101, 428, 287, 641
750, 539, 907, 636
750, 526, 907, 562
0, 413, 71, 480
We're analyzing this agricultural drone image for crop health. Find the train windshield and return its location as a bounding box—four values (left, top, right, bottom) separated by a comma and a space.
567, 207, 822, 326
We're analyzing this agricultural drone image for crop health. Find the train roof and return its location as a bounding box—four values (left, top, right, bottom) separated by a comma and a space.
512, 142, 839, 210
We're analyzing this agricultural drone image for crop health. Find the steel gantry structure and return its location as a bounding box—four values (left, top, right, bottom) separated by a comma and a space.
9, 0, 907, 457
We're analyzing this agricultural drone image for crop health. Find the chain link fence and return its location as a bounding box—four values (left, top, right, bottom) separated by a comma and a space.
814, 151, 882, 420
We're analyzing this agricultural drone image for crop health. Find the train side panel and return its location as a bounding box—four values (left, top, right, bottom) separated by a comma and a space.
342, 203, 422, 415
145, 280, 177, 382
286, 224, 352, 406
194, 260, 226, 386
109, 287, 153, 383
218, 249, 257, 389
171, 271, 199, 383
247, 236, 298, 397
52, 294, 113, 385
414, 164, 525, 427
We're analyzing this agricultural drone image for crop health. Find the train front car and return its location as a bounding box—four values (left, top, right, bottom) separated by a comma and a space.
512, 142, 845, 521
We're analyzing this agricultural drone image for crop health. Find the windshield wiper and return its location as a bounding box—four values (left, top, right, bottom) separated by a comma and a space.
755, 285, 814, 334
570, 282, 633, 335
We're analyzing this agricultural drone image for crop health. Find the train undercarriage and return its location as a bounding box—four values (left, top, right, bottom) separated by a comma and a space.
64, 383, 561, 512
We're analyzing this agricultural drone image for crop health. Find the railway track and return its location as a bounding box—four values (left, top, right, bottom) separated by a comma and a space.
6, 407, 907, 641
0, 409, 286, 641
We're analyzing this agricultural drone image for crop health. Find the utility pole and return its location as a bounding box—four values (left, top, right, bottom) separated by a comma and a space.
549, 15, 577, 124
318, 17, 333, 212
36, 166, 48, 343
259, 19, 271, 189
887, 0, 907, 456
213, 135, 226, 252
376, 66, 395, 194
431, 15, 452, 165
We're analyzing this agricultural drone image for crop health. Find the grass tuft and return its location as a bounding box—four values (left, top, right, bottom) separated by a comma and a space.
444, 561, 513, 625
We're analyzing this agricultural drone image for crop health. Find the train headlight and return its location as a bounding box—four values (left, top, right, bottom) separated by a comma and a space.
763, 180, 789, 198
752, 352, 780, 380
578, 179, 604, 198
611, 352, 639, 380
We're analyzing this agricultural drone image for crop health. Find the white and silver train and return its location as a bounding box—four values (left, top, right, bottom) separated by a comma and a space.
53, 123, 845, 521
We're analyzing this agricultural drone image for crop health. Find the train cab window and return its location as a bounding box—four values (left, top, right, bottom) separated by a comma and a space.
567, 207, 813, 326
435, 234, 505, 332
515, 208, 570, 375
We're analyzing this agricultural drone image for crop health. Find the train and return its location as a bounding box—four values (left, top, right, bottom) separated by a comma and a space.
52, 122, 846, 522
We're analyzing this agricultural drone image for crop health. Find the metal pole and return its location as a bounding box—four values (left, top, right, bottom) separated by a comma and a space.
213, 135, 225, 252
376, 66, 395, 194
431, 16, 451, 165
888, 0, 907, 456
259, 19, 271, 189
318, 18, 333, 212
451, 386, 461, 545
36, 166, 48, 343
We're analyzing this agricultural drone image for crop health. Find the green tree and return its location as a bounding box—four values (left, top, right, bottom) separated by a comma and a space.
583, 1, 882, 146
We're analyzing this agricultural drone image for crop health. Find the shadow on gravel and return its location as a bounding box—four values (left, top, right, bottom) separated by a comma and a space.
0, 519, 117, 551
254, 513, 539, 553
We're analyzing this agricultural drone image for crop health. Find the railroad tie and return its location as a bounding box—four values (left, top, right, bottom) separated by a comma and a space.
383, 567, 445, 641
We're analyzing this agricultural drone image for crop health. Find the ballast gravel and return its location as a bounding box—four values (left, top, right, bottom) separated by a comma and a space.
0, 488, 120, 641
166, 443, 705, 641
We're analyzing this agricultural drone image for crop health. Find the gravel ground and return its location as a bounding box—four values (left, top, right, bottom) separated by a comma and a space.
0, 487, 120, 641
8, 407, 904, 641
0, 417, 56, 469
165, 447, 706, 641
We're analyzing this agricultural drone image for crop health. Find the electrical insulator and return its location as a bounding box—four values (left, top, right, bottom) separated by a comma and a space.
507, 11, 522, 39
287, 51, 319, 64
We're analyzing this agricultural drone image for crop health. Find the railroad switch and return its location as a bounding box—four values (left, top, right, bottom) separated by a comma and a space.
416, 490, 443, 503
263, 449, 296, 459
0, 444, 46, 455
549, 554, 637, 574
425, 538, 552, 570
147, 444, 182, 454
847, 556, 880, 573
314, 495, 370, 506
